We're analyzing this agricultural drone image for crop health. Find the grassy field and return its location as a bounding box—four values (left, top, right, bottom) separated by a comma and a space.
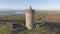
35, 12, 60, 22
0, 12, 60, 23
17, 23, 60, 34
0, 23, 12, 34
0, 11, 60, 34
17, 25, 54, 34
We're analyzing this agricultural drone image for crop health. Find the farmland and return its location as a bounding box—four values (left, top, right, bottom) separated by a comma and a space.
0, 11, 60, 23
0, 11, 60, 34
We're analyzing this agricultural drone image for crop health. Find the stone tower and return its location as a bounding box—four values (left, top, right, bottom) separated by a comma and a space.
25, 6, 35, 30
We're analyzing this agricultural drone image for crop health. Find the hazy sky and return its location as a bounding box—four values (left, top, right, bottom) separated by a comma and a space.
0, 0, 60, 10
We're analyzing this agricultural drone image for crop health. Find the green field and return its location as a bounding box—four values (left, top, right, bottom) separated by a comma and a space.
17, 23, 60, 34
0, 12, 60, 22
0, 12, 60, 34
17, 25, 54, 34
0, 23, 12, 34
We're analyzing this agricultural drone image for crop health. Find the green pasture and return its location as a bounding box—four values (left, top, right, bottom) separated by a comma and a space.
0, 23, 12, 34
17, 26, 54, 34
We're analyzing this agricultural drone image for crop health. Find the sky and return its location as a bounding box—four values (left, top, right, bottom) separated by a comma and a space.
0, 0, 60, 10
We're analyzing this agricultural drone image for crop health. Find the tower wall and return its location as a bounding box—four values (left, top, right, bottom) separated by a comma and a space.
25, 8, 35, 30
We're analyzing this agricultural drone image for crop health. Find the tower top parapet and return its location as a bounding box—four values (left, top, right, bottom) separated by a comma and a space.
28, 6, 32, 10
26, 6, 35, 14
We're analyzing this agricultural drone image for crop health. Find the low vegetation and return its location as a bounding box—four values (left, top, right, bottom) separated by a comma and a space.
0, 12, 60, 23
0, 23, 12, 34
17, 23, 60, 34
0, 11, 60, 34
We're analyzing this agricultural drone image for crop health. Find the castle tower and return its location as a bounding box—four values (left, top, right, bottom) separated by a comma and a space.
25, 6, 35, 30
